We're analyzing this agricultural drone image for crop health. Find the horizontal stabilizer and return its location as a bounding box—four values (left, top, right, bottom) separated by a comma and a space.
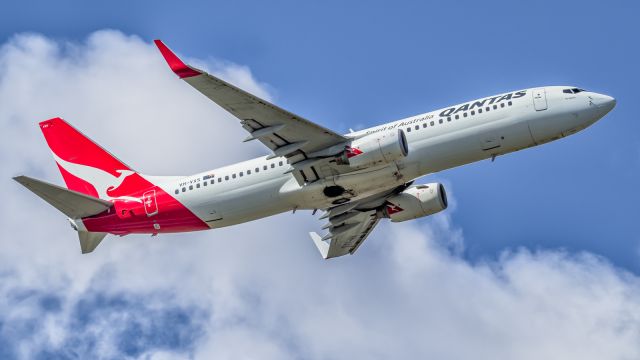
13, 175, 112, 219
78, 231, 107, 254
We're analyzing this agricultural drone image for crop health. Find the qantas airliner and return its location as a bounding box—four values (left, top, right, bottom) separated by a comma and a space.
14, 40, 616, 258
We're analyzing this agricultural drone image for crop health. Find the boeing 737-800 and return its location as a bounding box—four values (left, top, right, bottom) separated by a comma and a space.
14, 40, 616, 258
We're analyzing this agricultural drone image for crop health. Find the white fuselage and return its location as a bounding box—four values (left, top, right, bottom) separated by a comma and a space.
160, 86, 615, 228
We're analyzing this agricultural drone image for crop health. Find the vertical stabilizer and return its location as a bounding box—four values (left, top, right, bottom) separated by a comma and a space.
39, 117, 138, 199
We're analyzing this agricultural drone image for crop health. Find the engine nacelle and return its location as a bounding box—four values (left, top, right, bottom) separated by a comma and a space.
380, 183, 448, 222
337, 129, 408, 168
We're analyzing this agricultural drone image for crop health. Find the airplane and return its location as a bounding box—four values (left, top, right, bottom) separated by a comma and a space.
13, 40, 616, 259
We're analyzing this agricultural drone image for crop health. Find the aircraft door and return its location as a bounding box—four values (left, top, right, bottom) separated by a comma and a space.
532, 88, 548, 111
143, 190, 158, 216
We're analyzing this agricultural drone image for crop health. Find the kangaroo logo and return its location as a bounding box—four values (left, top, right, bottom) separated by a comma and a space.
385, 202, 404, 215
52, 152, 142, 203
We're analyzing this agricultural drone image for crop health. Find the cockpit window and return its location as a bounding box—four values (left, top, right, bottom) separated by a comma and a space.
563, 88, 587, 94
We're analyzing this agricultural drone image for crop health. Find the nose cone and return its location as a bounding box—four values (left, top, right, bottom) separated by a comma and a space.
592, 93, 616, 113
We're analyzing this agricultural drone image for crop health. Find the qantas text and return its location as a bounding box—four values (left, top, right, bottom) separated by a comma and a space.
439, 91, 527, 117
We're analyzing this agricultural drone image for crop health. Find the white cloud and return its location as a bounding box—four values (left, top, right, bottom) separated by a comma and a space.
0, 30, 639, 359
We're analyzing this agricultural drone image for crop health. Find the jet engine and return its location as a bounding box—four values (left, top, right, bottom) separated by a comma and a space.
337, 129, 408, 168
379, 183, 448, 222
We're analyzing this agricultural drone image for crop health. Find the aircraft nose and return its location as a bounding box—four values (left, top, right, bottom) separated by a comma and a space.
591, 93, 616, 112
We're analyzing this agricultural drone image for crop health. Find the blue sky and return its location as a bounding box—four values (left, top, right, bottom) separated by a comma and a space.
1, 1, 639, 358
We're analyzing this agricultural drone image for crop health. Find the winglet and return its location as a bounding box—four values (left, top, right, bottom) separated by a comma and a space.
153, 40, 202, 79
310, 232, 330, 259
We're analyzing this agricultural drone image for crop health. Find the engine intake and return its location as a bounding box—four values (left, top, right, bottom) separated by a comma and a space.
337, 129, 408, 168
380, 183, 448, 222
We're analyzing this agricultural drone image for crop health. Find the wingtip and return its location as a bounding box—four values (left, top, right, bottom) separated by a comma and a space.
310, 232, 330, 259
153, 39, 201, 79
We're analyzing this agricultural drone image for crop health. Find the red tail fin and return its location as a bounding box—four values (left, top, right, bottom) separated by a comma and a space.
39, 118, 138, 199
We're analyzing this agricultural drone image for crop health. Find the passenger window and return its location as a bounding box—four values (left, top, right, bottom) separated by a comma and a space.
415, 125, 419, 130
189, 185, 193, 190
439, 119, 443, 124
263, 165, 267, 170
218, 178, 222, 183
455, 115, 459, 120
232, 174, 236, 179
196, 183, 200, 188
430, 121, 434, 126
182, 187, 186, 192
485, 106, 490, 111
423, 123, 427, 128
407, 127, 411, 132
478, 108, 483, 113
175, 189, 179, 194
225, 175, 229, 180
255, 168, 259, 173
463, 112, 467, 117
447, 116, 451, 122
493, 105, 497, 110
239, 171, 243, 177
203, 181, 207, 186
271, 163, 275, 169
508, 101, 512, 106
247, 170, 251, 175
471, 111, 475, 115
279, 161, 283, 166
500, 103, 505, 108
210, 179, 214, 184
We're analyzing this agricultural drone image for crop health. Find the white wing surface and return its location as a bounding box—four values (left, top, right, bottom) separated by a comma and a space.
310, 209, 381, 259
309, 184, 411, 259
155, 40, 348, 161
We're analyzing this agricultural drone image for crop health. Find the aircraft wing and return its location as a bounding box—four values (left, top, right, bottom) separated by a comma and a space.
154, 40, 348, 160
310, 209, 380, 259
308, 184, 408, 259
